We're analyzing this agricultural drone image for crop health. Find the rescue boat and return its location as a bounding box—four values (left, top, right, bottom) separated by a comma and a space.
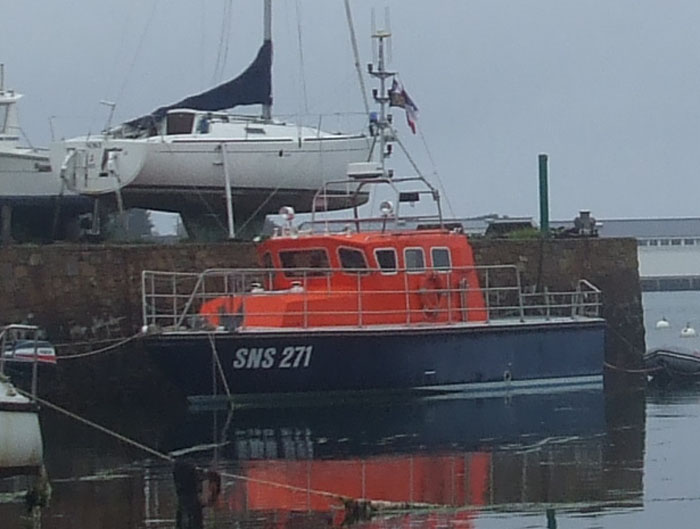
140, 29, 606, 403
142, 198, 605, 403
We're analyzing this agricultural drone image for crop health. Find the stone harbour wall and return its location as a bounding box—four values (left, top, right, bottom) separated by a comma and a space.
0, 242, 258, 341
0, 237, 644, 405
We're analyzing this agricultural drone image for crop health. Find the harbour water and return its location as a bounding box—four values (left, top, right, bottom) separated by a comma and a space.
2, 291, 700, 528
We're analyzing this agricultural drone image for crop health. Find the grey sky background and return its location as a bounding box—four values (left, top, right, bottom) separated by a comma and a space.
3, 0, 700, 226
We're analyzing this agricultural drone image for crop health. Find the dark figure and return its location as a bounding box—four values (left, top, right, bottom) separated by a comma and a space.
173, 461, 203, 529
173, 460, 221, 529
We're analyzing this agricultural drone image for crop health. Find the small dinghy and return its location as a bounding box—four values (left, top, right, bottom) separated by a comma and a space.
644, 346, 700, 382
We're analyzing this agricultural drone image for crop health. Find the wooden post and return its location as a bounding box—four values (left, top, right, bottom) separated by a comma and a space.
538, 154, 550, 237
173, 461, 203, 529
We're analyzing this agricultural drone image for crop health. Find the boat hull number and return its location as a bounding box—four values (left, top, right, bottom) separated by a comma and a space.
233, 346, 313, 369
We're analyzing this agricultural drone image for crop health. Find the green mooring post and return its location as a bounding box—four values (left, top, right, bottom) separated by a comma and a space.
538, 153, 550, 236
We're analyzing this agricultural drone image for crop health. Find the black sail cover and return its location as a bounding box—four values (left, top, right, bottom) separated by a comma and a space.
126, 40, 272, 129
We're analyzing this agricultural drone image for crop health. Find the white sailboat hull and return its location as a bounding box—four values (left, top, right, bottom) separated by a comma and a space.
51, 122, 373, 238
134, 134, 371, 192
52, 130, 371, 196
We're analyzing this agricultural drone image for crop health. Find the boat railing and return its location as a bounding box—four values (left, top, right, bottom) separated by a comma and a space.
310, 176, 443, 229
0, 324, 44, 400
141, 266, 602, 332
298, 214, 453, 235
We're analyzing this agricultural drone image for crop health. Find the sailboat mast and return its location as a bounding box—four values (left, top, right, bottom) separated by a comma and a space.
262, 0, 272, 121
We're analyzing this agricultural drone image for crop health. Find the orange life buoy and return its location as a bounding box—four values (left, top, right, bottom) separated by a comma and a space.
419, 273, 446, 319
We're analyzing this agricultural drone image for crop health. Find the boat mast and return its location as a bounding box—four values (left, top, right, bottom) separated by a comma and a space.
262, 0, 272, 121
368, 29, 444, 226
368, 30, 394, 178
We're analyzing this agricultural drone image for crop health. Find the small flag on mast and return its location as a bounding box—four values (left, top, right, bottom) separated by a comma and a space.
389, 79, 419, 134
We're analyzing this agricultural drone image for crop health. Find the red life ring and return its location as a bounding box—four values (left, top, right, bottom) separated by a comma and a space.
419, 274, 446, 319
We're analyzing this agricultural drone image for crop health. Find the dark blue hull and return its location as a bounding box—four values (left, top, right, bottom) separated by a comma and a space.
144, 318, 606, 401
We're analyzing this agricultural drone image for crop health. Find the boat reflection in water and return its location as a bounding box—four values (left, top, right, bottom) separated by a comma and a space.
161, 387, 644, 527
1, 386, 643, 528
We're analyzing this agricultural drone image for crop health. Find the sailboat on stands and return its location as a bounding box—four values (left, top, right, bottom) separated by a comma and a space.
50, 1, 372, 240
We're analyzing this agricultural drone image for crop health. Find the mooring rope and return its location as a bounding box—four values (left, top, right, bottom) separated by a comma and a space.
207, 333, 232, 400
14, 387, 437, 514
17, 387, 429, 513
15, 388, 172, 462
603, 361, 661, 374
56, 332, 143, 360
54, 336, 130, 349
601, 322, 659, 374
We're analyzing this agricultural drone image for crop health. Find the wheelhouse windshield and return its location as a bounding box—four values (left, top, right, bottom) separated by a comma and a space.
279, 249, 330, 278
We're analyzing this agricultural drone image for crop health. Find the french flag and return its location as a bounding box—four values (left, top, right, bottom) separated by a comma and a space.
389, 79, 419, 134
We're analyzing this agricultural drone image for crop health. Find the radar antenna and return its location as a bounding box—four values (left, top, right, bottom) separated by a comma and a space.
385, 7, 393, 64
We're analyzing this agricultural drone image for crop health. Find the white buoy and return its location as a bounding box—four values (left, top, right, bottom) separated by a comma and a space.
656, 317, 670, 329
681, 323, 697, 338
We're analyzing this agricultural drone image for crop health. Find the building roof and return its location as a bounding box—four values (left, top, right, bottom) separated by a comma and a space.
552, 217, 700, 238
271, 212, 700, 240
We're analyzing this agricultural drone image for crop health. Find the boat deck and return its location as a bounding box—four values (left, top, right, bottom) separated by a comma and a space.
154, 314, 605, 337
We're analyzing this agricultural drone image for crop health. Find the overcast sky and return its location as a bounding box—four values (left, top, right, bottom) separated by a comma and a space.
4, 0, 700, 225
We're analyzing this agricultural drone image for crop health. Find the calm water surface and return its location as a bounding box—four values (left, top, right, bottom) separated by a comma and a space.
3, 291, 700, 528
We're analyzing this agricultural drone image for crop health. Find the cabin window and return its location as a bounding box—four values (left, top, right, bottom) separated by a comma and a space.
671, 239, 682, 246
648, 239, 658, 246
338, 247, 368, 273
660, 239, 670, 246
279, 249, 330, 278
685, 239, 696, 246
375, 248, 397, 273
431, 248, 451, 271
637, 240, 648, 247
404, 248, 425, 272
166, 112, 195, 135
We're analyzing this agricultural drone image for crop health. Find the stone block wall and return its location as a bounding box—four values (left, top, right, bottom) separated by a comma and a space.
471, 237, 644, 369
0, 242, 257, 341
